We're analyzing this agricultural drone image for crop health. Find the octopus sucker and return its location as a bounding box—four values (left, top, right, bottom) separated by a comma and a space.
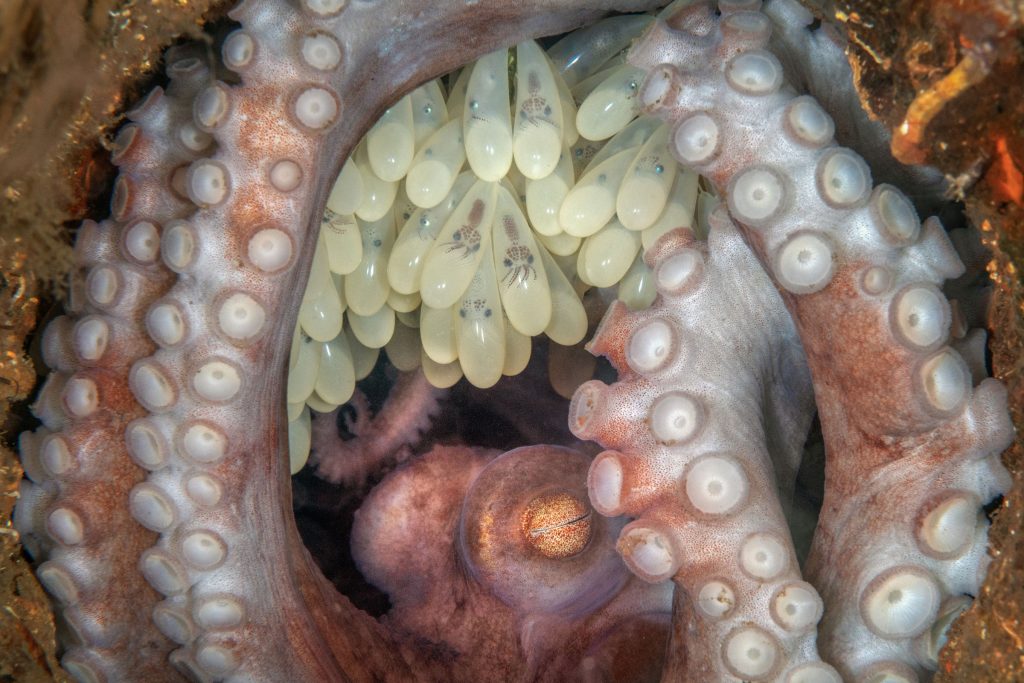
8, 1, 1018, 683
571, 208, 828, 680
615, 1, 1013, 680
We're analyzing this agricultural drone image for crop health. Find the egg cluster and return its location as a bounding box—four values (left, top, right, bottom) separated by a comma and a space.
287, 17, 707, 465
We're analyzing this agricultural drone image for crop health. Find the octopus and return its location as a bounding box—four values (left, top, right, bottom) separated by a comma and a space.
443, 199, 487, 258
6, 0, 1021, 682
518, 71, 558, 129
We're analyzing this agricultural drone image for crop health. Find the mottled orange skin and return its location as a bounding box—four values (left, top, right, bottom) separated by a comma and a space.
521, 492, 594, 559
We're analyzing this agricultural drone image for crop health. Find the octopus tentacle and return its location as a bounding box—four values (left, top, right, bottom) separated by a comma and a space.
569, 211, 831, 680
17, 1, 672, 680
627, 0, 1015, 678
14, 59, 212, 681
311, 368, 446, 486
22, 24, 402, 681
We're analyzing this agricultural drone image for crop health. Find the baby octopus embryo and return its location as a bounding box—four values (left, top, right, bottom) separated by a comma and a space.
11, 0, 1017, 681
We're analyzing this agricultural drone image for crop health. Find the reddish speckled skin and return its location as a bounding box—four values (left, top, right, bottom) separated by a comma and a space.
311, 369, 445, 487
16, 2, 675, 681
569, 214, 825, 681
624, 0, 1015, 679
351, 444, 672, 681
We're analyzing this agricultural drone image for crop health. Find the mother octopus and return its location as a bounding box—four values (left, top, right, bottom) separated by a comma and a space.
11, 0, 1017, 681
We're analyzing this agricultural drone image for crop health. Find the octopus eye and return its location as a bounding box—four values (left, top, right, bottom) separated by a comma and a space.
504, 258, 513, 267
459, 446, 628, 615
521, 492, 593, 559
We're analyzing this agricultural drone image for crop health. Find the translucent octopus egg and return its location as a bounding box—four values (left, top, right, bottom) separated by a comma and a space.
285, 28, 704, 467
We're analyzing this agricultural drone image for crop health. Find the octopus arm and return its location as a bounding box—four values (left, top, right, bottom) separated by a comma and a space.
570, 211, 832, 680
625, 0, 1015, 678
15, 1, 670, 681
312, 368, 446, 487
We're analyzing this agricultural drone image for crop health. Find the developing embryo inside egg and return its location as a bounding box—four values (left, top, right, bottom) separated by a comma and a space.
286, 16, 715, 473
